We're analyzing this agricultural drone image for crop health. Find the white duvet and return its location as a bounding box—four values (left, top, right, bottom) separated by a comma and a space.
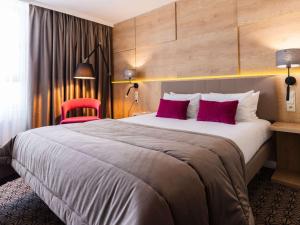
120, 113, 272, 163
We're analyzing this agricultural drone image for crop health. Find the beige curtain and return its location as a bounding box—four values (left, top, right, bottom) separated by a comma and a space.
29, 5, 112, 128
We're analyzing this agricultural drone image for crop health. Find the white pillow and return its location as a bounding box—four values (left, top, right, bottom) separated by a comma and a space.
204, 90, 254, 101
201, 90, 259, 121
163, 92, 201, 118
244, 92, 260, 120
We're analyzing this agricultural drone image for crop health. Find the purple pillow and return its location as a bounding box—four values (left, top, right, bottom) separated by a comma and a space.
156, 99, 190, 120
197, 100, 239, 124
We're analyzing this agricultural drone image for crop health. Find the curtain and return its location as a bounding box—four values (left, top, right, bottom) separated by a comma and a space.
0, 1, 29, 146
29, 5, 112, 128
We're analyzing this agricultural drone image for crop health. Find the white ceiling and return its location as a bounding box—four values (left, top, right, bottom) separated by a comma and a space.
27, 0, 176, 26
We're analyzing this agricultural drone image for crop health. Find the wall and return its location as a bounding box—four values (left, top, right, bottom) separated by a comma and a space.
112, 0, 300, 121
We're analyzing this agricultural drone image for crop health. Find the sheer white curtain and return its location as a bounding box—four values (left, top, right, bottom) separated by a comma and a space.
0, 1, 29, 146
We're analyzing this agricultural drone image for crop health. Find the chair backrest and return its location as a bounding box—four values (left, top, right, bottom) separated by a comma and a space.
61, 98, 101, 120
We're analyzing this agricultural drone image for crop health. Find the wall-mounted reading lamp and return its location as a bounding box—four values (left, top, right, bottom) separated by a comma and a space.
124, 69, 139, 98
74, 42, 113, 118
276, 49, 300, 101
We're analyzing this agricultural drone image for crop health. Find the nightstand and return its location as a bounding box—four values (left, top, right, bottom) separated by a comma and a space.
270, 122, 300, 189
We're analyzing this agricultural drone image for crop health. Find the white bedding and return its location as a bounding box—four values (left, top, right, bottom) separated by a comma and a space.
120, 113, 272, 163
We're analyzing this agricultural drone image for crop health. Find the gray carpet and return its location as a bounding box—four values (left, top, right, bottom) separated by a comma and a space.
0, 168, 299, 225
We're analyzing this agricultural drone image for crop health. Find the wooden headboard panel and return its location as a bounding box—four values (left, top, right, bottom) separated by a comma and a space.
161, 76, 279, 121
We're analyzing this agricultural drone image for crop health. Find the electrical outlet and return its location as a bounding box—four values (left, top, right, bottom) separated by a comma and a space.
286, 89, 296, 112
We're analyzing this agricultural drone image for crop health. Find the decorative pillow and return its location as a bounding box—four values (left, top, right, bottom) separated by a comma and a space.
197, 100, 239, 124
163, 92, 201, 118
156, 99, 190, 120
201, 91, 257, 122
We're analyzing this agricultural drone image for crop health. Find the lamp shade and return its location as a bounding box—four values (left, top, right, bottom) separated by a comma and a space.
276, 49, 300, 68
74, 63, 95, 79
123, 69, 136, 80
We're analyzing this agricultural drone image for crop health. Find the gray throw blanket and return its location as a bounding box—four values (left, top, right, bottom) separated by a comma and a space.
0, 119, 254, 225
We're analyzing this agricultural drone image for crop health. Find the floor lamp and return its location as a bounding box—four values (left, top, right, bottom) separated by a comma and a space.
74, 42, 114, 118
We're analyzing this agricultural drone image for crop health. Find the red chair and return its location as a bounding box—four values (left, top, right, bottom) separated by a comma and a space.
60, 98, 101, 124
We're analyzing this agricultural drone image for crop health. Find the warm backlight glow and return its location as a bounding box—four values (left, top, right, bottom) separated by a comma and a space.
111, 73, 288, 84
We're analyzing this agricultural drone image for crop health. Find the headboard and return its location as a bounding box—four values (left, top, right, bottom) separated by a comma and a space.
161, 76, 279, 121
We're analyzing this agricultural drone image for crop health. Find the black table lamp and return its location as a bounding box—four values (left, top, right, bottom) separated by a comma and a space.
276, 49, 300, 101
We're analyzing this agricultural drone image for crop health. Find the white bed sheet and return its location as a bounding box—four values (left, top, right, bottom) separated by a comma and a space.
120, 113, 272, 164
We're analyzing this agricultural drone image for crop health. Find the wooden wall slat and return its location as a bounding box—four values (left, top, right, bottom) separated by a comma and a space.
113, 19, 135, 53
238, 0, 300, 26
113, 50, 136, 80
135, 41, 178, 78
176, 28, 239, 76
135, 3, 176, 48
239, 12, 300, 73
177, 0, 237, 39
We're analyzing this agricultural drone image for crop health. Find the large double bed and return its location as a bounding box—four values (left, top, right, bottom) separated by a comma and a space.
0, 76, 278, 225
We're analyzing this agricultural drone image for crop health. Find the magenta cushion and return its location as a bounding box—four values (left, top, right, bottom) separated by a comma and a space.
197, 100, 239, 124
156, 99, 190, 120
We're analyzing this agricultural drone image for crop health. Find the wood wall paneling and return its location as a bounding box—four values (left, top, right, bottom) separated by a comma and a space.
113, 50, 136, 80
177, 0, 237, 39
113, 18, 135, 53
135, 41, 178, 78
239, 12, 300, 73
176, 28, 239, 76
113, 84, 130, 119
135, 3, 176, 48
113, 0, 300, 121
238, 0, 300, 26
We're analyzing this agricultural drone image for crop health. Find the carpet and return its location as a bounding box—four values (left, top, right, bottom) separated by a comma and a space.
248, 169, 300, 225
0, 168, 299, 225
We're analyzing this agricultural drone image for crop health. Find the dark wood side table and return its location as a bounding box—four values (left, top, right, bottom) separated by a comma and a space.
270, 122, 300, 189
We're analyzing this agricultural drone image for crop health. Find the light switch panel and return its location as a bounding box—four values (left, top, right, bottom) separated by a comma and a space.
286, 89, 296, 112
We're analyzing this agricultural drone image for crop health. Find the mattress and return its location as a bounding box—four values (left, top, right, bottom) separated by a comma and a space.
120, 113, 272, 164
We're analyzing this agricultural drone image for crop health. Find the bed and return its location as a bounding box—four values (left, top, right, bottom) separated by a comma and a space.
0, 76, 278, 225
120, 113, 273, 184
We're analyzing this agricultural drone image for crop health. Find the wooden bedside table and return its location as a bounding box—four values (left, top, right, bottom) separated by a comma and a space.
270, 122, 300, 189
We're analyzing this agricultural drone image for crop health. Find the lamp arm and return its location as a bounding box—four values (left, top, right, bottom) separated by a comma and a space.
126, 86, 134, 97
126, 83, 139, 97
84, 43, 100, 62
84, 42, 110, 75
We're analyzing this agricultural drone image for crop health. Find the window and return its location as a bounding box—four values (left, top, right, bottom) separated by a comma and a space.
0, 1, 29, 145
